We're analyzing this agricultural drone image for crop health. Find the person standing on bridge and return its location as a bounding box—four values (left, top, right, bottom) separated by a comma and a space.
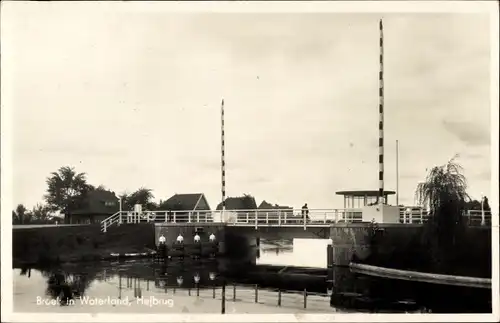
302, 203, 310, 222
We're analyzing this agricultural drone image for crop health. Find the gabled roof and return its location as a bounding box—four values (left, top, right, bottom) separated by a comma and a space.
216, 196, 257, 210
258, 200, 293, 210
258, 200, 274, 209
72, 189, 119, 215
163, 193, 210, 211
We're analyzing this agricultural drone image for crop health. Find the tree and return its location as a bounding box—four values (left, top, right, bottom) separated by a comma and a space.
44, 166, 92, 224
465, 196, 491, 212
415, 157, 470, 268
121, 187, 156, 210
12, 204, 29, 224
31, 203, 53, 223
465, 199, 482, 210
92, 185, 108, 192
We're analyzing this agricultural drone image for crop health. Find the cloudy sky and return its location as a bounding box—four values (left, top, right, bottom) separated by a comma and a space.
2, 3, 493, 210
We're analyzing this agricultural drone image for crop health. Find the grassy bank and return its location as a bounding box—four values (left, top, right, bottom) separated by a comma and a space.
12, 223, 156, 266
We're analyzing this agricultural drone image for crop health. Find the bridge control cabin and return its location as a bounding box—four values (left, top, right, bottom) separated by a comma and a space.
335, 190, 396, 223
336, 190, 396, 208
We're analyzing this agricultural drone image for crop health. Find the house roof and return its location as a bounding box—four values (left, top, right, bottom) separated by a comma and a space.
163, 193, 210, 211
258, 200, 293, 210
258, 201, 274, 209
216, 196, 257, 210
72, 189, 119, 215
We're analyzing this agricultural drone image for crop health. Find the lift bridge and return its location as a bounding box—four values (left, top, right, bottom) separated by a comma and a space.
100, 190, 491, 233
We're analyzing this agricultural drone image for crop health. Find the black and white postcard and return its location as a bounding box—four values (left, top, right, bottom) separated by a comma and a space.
1, 1, 498, 322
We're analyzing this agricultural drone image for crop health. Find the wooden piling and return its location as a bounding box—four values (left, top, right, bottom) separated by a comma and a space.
221, 282, 226, 314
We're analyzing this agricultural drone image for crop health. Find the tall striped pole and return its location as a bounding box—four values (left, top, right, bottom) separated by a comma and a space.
378, 19, 385, 205
221, 99, 226, 216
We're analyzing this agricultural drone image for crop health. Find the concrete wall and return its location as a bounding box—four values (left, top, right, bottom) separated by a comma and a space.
154, 223, 225, 246
330, 222, 492, 278
154, 223, 227, 258
329, 223, 422, 266
12, 223, 156, 265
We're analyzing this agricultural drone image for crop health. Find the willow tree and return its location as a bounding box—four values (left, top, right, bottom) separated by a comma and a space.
415, 157, 470, 266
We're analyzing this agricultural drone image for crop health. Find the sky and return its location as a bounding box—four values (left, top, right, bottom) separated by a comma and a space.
2, 3, 494, 210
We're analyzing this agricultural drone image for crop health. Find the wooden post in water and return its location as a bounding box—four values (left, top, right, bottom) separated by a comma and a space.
221, 281, 226, 314
254, 285, 258, 303
303, 289, 307, 309
197, 284, 200, 297
233, 283, 236, 301
118, 274, 122, 299
137, 279, 142, 298
213, 286, 216, 299
278, 289, 282, 306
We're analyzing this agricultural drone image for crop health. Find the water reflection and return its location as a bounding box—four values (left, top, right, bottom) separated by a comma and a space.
13, 238, 492, 314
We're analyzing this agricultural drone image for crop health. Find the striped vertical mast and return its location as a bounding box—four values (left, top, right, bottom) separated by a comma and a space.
378, 19, 385, 205
221, 99, 226, 212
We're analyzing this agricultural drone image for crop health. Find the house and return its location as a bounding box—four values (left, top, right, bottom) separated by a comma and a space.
216, 196, 257, 210
70, 189, 119, 224
258, 200, 294, 220
161, 193, 212, 222
258, 200, 293, 211
216, 195, 258, 223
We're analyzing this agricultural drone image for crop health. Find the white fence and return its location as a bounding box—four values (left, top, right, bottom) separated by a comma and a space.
100, 208, 493, 232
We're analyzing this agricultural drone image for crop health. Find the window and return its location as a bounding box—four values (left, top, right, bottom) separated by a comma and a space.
104, 201, 115, 207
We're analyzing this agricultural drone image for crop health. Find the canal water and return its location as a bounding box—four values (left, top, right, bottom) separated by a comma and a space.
13, 239, 491, 314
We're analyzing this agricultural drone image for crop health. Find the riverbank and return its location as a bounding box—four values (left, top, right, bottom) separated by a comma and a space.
12, 223, 156, 266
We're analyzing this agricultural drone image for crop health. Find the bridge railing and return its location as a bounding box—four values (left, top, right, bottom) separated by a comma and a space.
101, 207, 493, 232
398, 207, 492, 225
100, 208, 363, 232
220, 208, 363, 227
101, 210, 215, 232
